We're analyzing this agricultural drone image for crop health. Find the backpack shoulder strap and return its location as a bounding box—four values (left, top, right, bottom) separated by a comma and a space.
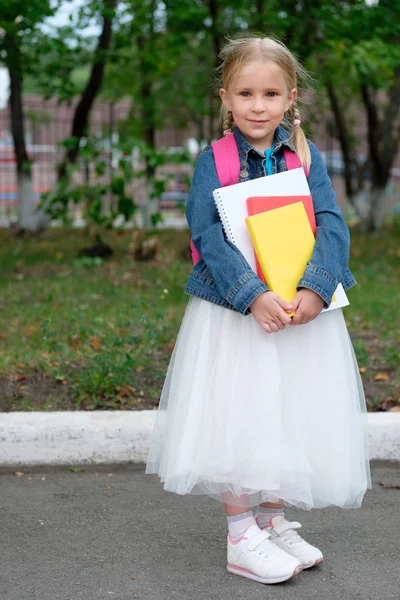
283, 148, 310, 177
211, 137, 309, 184
211, 133, 240, 187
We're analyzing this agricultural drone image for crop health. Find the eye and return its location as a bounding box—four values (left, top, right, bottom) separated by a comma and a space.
239, 91, 250, 97
266, 91, 277, 97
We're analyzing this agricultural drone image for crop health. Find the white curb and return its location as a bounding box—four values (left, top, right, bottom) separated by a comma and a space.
0, 411, 399, 466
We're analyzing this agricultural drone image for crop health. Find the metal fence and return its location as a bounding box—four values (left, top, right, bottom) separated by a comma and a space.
1, 101, 399, 228
0, 104, 193, 228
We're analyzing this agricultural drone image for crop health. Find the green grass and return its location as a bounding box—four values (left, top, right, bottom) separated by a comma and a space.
0, 226, 399, 411
342, 228, 400, 408
0, 228, 190, 410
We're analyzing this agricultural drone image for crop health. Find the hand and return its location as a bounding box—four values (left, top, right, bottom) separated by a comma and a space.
289, 289, 325, 326
250, 291, 293, 334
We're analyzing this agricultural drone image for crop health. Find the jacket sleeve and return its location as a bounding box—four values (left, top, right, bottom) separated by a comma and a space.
297, 141, 351, 307
186, 148, 268, 314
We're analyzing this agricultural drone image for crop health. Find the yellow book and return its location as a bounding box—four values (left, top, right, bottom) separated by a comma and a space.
245, 202, 315, 311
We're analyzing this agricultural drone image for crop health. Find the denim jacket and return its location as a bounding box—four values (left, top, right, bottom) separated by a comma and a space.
185, 126, 356, 315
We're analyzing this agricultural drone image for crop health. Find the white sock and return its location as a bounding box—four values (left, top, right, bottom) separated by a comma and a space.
227, 510, 256, 542
257, 506, 284, 529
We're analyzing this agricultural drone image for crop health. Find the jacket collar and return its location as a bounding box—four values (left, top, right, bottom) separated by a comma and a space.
233, 125, 295, 162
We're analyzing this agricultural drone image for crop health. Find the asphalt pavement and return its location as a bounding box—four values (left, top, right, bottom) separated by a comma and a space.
1, 461, 400, 600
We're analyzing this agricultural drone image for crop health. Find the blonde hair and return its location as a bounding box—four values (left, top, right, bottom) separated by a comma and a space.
219, 35, 312, 169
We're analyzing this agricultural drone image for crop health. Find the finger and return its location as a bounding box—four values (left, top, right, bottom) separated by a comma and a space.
268, 316, 283, 330
273, 294, 293, 313
301, 313, 316, 325
262, 323, 272, 334
268, 320, 280, 333
275, 309, 292, 326
298, 313, 311, 325
289, 293, 302, 312
291, 309, 303, 326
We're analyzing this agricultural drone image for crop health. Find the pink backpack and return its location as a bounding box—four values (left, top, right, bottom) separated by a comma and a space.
190, 132, 306, 265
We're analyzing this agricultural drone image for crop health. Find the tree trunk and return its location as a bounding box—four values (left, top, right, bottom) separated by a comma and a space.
359, 74, 400, 231
136, 0, 158, 230
360, 186, 387, 233
5, 33, 50, 232
381, 65, 400, 161
207, 0, 220, 140
325, 83, 358, 203
253, 0, 266, 31
57, 0, 117, 180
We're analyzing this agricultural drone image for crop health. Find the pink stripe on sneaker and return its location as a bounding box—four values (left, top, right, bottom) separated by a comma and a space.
227, 563, 257, 576
228, 534, 248, 545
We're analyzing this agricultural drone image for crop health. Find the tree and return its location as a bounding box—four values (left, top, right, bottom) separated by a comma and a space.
0, 0, 56, 232
265, 0, 400, 231
350, 1, 400, 231
57, 0, 118, 181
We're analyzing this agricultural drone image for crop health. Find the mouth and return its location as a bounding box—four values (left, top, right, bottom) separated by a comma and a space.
248, 119, 268, 124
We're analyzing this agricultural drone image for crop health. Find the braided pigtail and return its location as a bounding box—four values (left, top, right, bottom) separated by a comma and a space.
220, 105, 235, 135
286, 103, 311, 170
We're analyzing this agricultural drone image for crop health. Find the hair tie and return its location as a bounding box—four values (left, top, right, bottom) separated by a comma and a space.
223, 129, 232, 136
293, 119, 301, 127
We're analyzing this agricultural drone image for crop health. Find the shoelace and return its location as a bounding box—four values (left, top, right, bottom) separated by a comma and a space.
248, 530, 283, 557
279, 528, 304, 545
268, 519, 304, 546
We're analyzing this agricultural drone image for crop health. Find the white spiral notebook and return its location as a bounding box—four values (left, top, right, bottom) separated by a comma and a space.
212, 167, 349, 313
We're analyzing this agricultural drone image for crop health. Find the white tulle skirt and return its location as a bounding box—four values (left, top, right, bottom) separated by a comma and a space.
146, 297, 371, 510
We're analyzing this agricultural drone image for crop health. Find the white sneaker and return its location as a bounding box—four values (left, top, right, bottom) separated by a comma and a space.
265, 516, 324, 569
227, 524, 303, 584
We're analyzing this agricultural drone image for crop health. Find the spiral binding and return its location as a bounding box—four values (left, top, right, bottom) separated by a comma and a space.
213, 190, 236, 245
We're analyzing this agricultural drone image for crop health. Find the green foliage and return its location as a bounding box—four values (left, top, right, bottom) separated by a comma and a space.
27, 30, 94, 101
39, 134, 191, 236
2, 0, 399, 233
0, 1, 57, 77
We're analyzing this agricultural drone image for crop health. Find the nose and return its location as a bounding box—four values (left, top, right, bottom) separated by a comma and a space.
251, 95, 266, 113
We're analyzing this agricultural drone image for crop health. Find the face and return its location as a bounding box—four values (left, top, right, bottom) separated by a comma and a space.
219, 61, 297, 152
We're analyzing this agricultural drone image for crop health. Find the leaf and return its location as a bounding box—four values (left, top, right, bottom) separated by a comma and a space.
24, 325, 38, 336
373, 373, 390, 382
13, 472, 24, 477
379, 482, 400, 489
68, 335, 80, 347
70, 466, 85, 473
117, 385, 136, 398
359, 367, 367, 374
92, 337, 101, 350
389, 406, 400, 412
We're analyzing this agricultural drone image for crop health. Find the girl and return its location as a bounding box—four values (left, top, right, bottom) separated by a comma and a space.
146, 35, 371, 586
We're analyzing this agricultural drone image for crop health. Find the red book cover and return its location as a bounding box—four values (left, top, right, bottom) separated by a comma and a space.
246, 195, 316, 283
